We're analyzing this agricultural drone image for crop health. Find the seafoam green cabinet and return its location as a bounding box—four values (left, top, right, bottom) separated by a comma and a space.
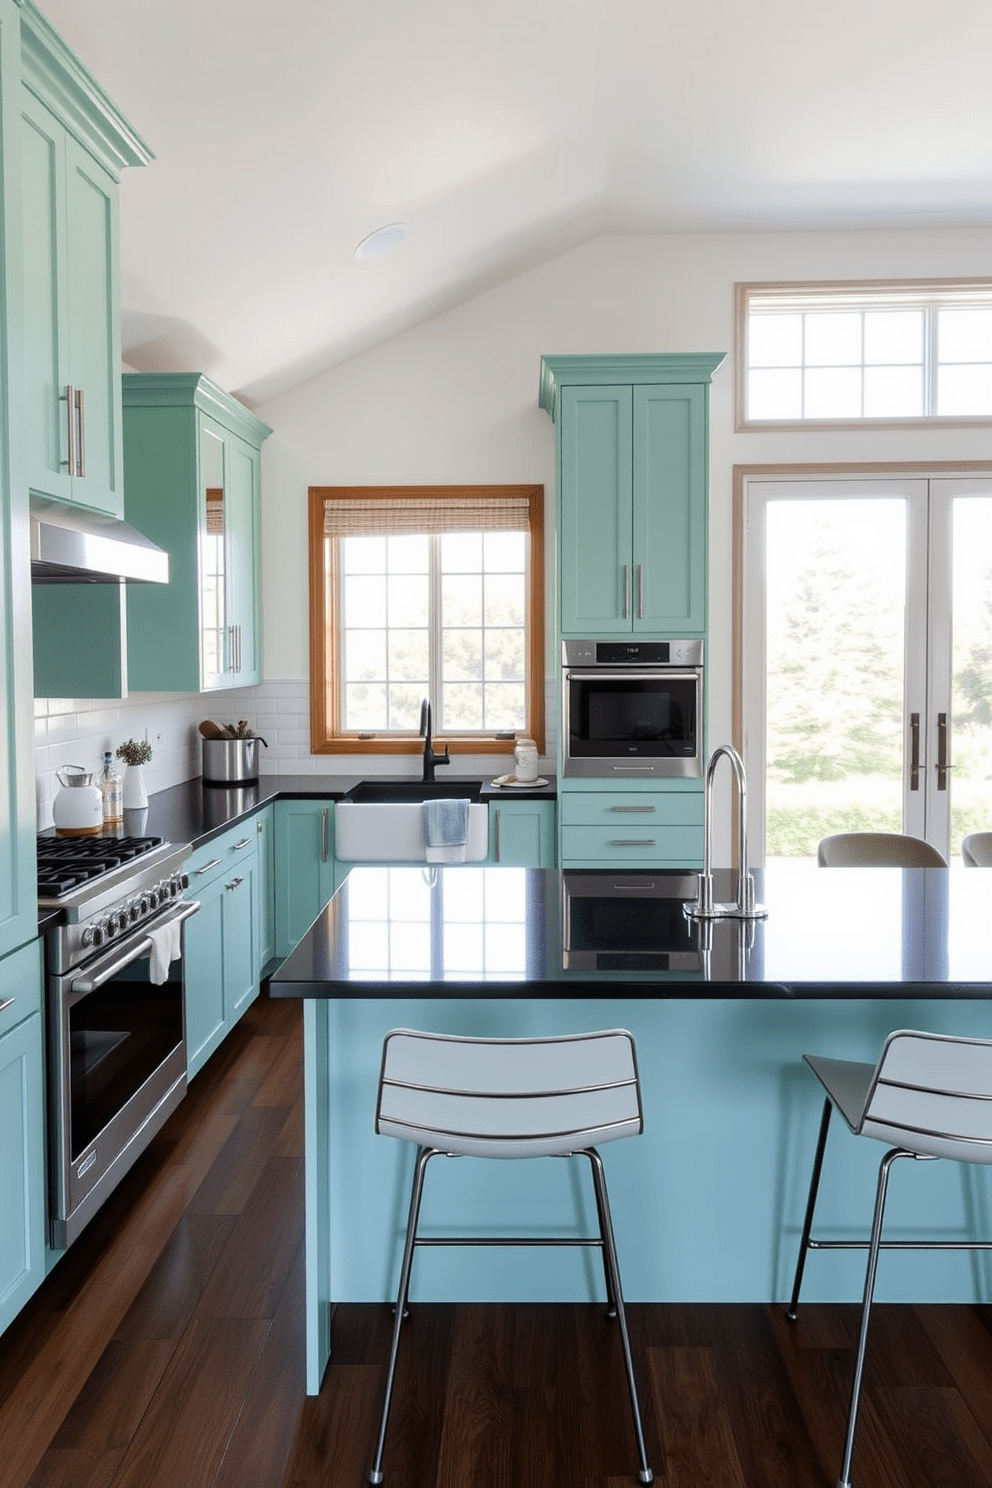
489, 798, 556, 866
184, 824, 260, 1078
273, 801, 337, 959
19, 3, 151, 518
540, 354, 724, 637
0, 0, 37, 958
0, 939, 45, 1333
123, 374, 271, 692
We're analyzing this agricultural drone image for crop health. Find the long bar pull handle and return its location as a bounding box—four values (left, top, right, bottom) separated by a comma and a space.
494, 808, 502, 863
636, 563, 644, 619
909, 712, 921, 791
74, 388, 85, 476
0, 996, 14, 1016
622, 564, 631, 619
196, 857, 223, 875
936, 712, 951, 791
64, 384, 76, 473
610, 838, 657, 848
610, 804, 657, 813
232, 837, 252, 851
321, 809, 329, 863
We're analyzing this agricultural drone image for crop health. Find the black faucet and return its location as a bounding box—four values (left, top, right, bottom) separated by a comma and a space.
419, 698, 450, 783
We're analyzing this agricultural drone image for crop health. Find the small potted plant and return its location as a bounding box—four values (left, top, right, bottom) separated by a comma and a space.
116, 737, 153, 809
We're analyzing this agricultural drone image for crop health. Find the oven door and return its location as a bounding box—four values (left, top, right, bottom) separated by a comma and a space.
49, 898, 199, 1249
562, 667, 702, 777
562, 872, 703, 971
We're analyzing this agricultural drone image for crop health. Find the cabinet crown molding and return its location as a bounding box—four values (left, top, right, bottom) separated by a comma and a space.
539, 352, 726, 421
17, 0, 153, 177
122, 372, 273, 444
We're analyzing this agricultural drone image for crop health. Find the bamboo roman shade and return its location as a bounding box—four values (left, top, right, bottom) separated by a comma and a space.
321, 492, 531, 538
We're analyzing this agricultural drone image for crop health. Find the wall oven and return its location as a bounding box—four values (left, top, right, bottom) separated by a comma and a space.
561, 638, 704, 778
561, 871, 703, 971
38, 836, 199, 1249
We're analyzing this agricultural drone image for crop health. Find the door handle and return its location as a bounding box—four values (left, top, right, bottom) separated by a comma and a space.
909, 712, 921, 791
63, 384, 76, 473
636, 563, 644, 620
321, 809, 329, 863
74, 388, 85, 476
936, 712, 952, 791
621, 564, 631, 620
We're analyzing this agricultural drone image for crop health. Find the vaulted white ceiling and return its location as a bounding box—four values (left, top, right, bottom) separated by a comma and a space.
36, 0, 992, 407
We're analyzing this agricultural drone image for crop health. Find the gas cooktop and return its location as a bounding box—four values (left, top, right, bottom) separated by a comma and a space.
37, 834, 166, 902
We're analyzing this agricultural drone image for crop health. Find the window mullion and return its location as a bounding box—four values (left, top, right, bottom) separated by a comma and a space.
428, 534, 444, 725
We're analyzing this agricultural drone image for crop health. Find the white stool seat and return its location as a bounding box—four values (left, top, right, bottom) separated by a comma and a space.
962, 830, 992, 866
817, 831, 948, 867
367, 1028, 653, 1485
789, 1029, 992, 1487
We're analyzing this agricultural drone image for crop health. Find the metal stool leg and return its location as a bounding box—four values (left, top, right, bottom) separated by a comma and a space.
585, 1149, 654, 1485
586, 1152, 618, 1318
787, 1096, 833, 1321
835, 1148, 913, 1488
368, 1146, 436, 1486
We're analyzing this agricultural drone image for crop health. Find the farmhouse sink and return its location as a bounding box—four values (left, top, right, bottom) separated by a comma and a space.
335, 791, 489, 862
344, 779, 484, 803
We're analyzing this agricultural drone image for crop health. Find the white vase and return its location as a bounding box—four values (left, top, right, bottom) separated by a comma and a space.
123, 763, 148, 810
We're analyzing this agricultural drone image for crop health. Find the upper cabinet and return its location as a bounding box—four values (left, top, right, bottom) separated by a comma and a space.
18, 0, 152, 519
123, 374, 272, 692
540, 354, 725, 638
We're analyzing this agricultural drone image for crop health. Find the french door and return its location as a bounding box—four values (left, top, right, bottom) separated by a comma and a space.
741, 473, 992, 864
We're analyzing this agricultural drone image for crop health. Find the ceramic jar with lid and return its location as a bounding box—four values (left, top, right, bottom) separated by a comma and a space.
513, 737, 539, 783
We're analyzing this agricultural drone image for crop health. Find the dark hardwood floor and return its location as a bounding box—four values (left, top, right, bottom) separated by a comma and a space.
4, 989, 992, 1487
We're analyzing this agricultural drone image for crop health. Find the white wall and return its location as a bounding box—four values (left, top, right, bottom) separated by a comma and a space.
255, 225, 992, 854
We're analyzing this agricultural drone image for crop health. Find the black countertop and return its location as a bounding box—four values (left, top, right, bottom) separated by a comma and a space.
269, 863, 992, 1000
71, 772, 557, 855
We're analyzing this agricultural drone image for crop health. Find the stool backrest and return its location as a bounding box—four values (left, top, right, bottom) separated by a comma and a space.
376, 1028, 642, 1159
861, 1029, 992, 1162
817, 832, 948, 867
962, 831, 992, 867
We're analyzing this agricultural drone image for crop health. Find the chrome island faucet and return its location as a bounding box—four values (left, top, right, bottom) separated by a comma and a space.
419, 698, 450, 783
685, 743, 767, 920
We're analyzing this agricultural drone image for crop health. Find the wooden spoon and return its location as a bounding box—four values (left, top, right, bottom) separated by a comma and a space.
198, 720, 226, 739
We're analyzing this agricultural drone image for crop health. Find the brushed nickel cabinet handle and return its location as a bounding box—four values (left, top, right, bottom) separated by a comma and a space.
611, 838, 657, 848
321, 809, 329, 863
0, 996, 14, 1015
75, 388, 85, 476
622, 564, 631, 619
610, 804, 657, 813
494, 808, 502, 862
196, 857, 223, 875
636, 563, 644, 619
232, 838, 252, 851
936, 712, 953, 791
63, 384, 76, 472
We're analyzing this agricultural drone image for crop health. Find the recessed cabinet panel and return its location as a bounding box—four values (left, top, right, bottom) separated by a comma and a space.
123, 374, 271, 693
559, 387, 632, 635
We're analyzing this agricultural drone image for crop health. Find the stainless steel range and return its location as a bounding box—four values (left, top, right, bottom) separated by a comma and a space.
38, 834, 200, 1248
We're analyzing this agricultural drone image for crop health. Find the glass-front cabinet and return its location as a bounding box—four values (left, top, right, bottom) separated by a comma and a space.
123, 373, 271, 692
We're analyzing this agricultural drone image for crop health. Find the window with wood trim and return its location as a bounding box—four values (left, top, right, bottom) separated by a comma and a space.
737, 280, 992, 429
309, 485, 545, 755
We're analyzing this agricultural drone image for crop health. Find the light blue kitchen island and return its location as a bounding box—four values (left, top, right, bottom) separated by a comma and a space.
270, 863, 992, 1392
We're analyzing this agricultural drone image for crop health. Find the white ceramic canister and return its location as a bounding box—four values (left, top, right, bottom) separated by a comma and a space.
53, 766, 105, 836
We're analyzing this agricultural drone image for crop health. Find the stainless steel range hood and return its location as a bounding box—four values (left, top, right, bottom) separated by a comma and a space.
30, 495, 169, 584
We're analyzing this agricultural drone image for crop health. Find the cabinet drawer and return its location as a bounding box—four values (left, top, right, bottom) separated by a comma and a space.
561, 823, 703, 864
0, 940, 43, 1039
187, 824, 258, 887
560, 791, 703, 828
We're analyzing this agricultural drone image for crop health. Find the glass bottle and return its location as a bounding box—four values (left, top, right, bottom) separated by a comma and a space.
100, 750, 123, 825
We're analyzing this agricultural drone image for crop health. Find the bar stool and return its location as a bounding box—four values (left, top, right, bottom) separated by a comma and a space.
817, 831, 948, 867
367, 1028, 654, 1485
962, 831, 992, 866
787, 1029, 992, 1488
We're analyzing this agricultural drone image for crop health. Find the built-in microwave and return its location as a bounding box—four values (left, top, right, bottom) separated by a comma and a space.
561, 638, 703, 779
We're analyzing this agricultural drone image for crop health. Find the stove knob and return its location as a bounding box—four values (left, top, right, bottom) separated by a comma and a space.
128, 899, 142, 923
147, 886, 161, 911
137, 895, 150, 916
169, 875, 182, 898
178, 871, 190, 892
103, 913, 119, 939
82, 922, 105, 950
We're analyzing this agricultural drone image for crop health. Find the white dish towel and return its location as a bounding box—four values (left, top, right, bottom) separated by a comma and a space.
423, 798, 470, 863
148, 918, 182, 984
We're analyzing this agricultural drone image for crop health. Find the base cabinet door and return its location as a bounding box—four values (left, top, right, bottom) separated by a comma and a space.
273, 801, 336, 958
185, 826, 261, 1078
0, 940, 45, 1334
184, 871, 226, 1076
253, 805, 275, 972
489, 800, 557, 866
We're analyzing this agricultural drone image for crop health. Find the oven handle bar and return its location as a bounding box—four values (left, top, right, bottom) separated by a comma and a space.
70, 900, 201, 994
564, 668, 702, 682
